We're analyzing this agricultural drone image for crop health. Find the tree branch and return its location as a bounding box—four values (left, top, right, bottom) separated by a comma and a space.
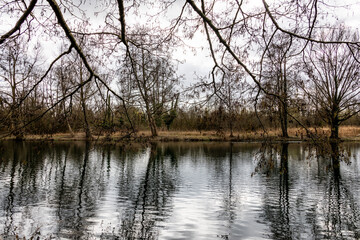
0, 0, 38, 44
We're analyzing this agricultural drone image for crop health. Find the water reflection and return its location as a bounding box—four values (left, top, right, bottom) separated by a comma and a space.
320, 142, 360, 239
119, 143, 178, 239
260, 142, 360, 240
259, 143, 291, 239
0, 141, 360, 239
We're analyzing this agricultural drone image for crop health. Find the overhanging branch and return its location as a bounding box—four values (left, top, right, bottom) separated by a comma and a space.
0, 0, 38, 45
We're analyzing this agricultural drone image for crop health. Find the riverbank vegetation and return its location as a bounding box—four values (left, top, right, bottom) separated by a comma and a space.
4, 126, 360, 142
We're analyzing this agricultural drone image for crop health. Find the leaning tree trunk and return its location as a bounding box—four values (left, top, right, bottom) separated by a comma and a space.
147, 113, 158, 137
66, 117, 75, 137
143, 98, 158, 137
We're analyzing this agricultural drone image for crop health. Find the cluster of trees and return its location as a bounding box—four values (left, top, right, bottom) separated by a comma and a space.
0, 0, 360, 140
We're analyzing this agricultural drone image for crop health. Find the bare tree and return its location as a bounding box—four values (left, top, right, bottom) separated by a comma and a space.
211, 70, 246, 137
54, 60, 75, 136
184, 0, 360, 140
301, 27, 360, 140
0, 37, 39, 138
260, 34, 301, 137
120, 45, 180, 137
78, 62, 92, 139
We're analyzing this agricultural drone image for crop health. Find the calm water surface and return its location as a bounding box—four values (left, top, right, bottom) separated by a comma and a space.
0, 141, 360, 239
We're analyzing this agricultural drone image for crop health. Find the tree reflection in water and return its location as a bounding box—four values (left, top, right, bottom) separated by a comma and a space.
259, 143, 292, 239
320, 142, 360, 239
259, 142, 360, 240
118, 143, 178, 239
0, 141, 360, 239
4, 143, 17, 236
217, 143, 237, 239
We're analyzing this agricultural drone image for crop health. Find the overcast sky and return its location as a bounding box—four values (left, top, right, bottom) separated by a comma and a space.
1, 0, 360, 89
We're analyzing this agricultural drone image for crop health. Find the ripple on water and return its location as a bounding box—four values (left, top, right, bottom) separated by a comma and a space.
1, 142, 360, 239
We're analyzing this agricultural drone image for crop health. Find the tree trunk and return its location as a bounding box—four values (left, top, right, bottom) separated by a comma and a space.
10, 112, 23, 139
329, 106, 340, 140
330, 118, 339, 140
279, 100, 289, 138
79, 65, 91, 139
64, 109, 74, 137
61, 100, 74, 137
10, 76, 23, 139
229, 112, 234, 137
81, 95, 91, 139
66, 118, 74, 137
280, 64, 289, 138
148, 113, 158, 137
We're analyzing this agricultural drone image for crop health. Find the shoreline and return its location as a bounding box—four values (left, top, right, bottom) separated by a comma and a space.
2, 127, 360, 143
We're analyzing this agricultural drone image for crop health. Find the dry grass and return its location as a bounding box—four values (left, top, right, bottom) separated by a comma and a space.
119, 126, 360, 141
3, 125, 360, 142
338, 126, 360, 139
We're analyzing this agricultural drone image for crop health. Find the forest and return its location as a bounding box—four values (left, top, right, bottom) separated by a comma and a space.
1, 0, 360, 141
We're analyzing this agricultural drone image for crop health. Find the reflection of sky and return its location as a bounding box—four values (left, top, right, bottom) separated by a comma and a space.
159, 152, 268, 240
1, 142, 360, 238
87, 148, 151, 236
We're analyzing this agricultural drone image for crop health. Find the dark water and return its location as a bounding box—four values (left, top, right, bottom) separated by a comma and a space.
0, 141, 360, 239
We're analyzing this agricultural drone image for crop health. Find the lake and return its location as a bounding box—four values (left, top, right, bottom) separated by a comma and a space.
0, 141, 360, 239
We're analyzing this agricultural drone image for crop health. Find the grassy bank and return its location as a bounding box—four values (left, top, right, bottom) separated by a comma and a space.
3, 126, 360, 142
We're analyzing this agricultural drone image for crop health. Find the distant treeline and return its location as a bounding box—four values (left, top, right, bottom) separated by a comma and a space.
1, 98, 359, 137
